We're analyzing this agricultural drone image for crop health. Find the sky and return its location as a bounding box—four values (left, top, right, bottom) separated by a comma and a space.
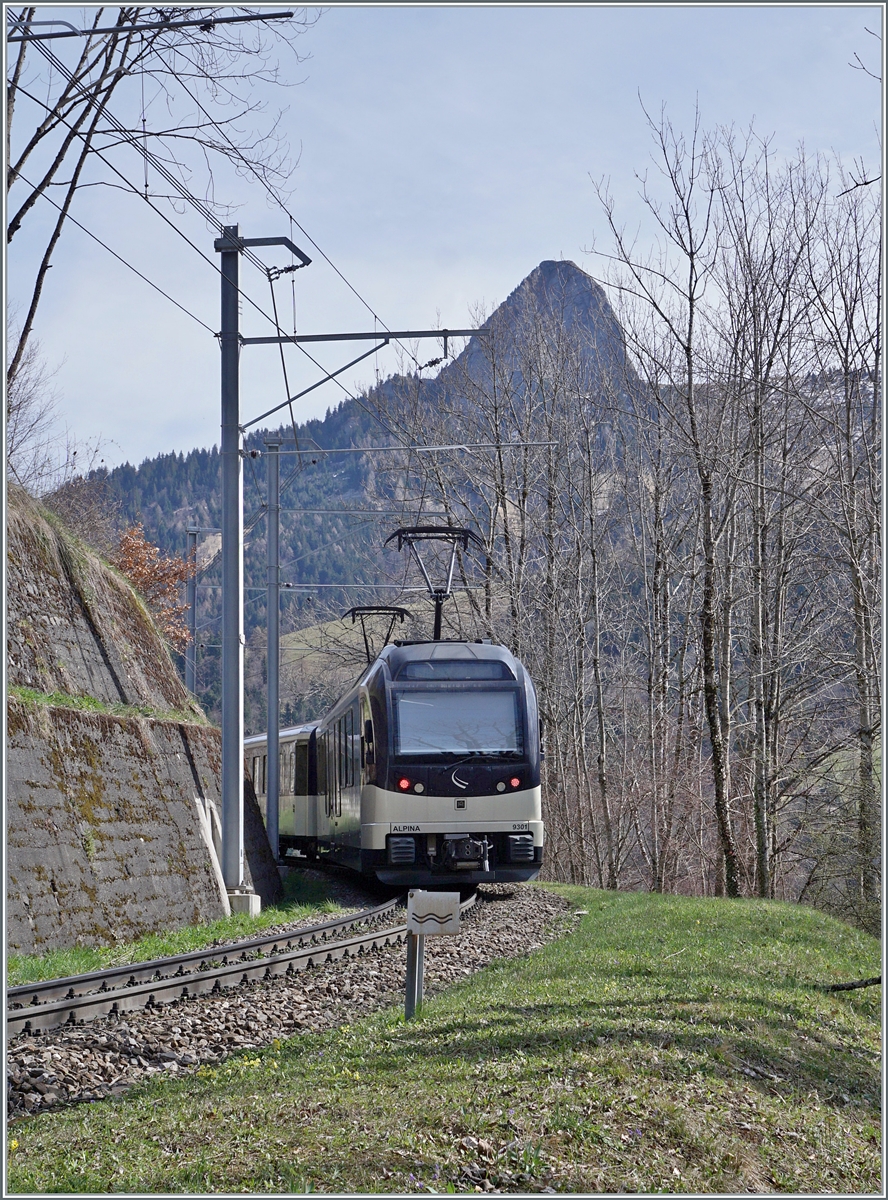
5, 3, 883, 471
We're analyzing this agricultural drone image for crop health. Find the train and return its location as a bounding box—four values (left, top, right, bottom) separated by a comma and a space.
245, 637, 544, 888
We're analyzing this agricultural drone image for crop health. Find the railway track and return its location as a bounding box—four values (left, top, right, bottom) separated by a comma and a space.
7, 894, 477, 1039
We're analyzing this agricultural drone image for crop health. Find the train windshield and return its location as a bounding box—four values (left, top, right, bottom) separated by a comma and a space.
393, 689, 522, 755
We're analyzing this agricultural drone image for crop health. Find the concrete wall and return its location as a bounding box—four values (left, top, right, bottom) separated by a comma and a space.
6, 699, 282, 954
5, 486, 282, 955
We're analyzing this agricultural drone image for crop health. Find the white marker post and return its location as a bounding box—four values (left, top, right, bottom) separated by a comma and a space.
405, 890, 461, 1019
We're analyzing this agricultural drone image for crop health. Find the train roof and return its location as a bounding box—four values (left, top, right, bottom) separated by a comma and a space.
244, 723, 316, 748
373, 639, 521, 675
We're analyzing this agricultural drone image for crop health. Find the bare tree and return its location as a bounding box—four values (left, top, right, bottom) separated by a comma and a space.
4, 318, 60, 489
6, 5, 318, 383
800, 165, 882, 929
594, 105, 745, 896
356, 112, 881, 925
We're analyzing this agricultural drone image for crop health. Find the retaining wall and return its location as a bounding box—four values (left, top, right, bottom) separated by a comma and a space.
6, 699, 281, 954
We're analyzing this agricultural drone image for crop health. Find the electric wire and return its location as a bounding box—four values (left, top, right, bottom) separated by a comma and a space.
265, 270, 306, 495
29, 37, 272, 273
13, 81, 284, 333
26, 22, 415, 424
18, 30, 438, 529
15, 73, 379, 430
32, 32, 408, 404
16, 49, 417, 435
244, 450, 265, 513
16, 170, 216, 334
149, 43, 434, 372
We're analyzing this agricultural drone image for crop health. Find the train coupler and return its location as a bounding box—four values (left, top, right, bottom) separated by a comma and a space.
441, 834, 491, 872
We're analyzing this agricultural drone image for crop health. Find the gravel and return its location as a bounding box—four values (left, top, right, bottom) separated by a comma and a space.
7, 882, 575, 1118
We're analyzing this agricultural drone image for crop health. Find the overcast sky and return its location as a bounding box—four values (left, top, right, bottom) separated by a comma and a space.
6, 3, 883, 471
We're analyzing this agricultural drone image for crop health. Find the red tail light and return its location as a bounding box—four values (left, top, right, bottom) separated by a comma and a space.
510, 777, 521, 789
398, 777, 411, 791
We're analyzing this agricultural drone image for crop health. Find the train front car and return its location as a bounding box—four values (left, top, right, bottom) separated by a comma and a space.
362, 640, 543, 887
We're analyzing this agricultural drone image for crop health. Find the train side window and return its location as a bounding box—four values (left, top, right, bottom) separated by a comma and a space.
316, 734, 327, 796
351, 709, 359, 784
337, 718, 345, 790
281, 746, 293, 795
330, 735, 339, 816
345, 710, 355, 787
293, 743, 309, 795
260, 755, 267, 795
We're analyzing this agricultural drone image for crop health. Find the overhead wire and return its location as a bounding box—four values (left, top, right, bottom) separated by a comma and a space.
18, 41, 417, 436
265, 270, 305, 494
148, 42, 432, 373
15, 72, 388, 436
20, 20, 447, 580
15, 170, 216, 333
14, 80, 288, 335
29, 36, 272, 273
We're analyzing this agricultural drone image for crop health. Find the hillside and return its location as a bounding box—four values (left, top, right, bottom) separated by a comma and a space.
102, 258, 625, 564
7, 887, 881, 1193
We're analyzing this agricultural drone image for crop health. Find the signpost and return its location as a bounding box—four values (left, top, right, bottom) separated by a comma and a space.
404, 890, 461, 1018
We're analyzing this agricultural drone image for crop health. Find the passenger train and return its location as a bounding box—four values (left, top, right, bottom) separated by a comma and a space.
245, 638, 544, 888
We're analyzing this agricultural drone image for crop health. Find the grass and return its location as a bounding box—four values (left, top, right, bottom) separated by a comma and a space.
6, 873, 346, 988
9, 684, 209, 726
6, 886, 881, 1194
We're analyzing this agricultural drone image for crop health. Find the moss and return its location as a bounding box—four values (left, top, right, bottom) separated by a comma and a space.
8, 686, 209, 726
5, 698, 33, 737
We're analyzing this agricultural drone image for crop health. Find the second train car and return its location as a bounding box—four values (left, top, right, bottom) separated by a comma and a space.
245, 638, 543, 888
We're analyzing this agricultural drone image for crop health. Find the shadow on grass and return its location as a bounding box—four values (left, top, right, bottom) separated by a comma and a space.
344, 990, 881, 1118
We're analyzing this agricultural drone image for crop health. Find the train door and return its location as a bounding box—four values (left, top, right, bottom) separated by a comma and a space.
314, 729, 330, 843
290, 738, 315, 841
250, 753, 268, 820
277, 743, 294, 838
347, 705, 360, 838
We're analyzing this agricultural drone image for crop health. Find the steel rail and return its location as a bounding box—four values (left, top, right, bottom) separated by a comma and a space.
8, 899, 399, 1008
6, 895, 477, 1038
7, 898, 399, 1037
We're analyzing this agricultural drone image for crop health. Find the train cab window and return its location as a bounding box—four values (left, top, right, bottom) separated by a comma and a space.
394, 690, 522, 756
397, 660, 515, 680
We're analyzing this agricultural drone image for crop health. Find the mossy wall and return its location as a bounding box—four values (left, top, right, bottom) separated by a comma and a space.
6, 483, 200, 713
6, 700, 281, 953
5, 485, 282, 954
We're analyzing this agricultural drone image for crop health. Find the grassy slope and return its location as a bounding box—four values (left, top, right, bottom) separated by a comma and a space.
7, 887, 881, 1195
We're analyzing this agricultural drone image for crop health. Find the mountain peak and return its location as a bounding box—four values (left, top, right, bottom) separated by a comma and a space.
444, 258, 628, 386
502, 259, 612, 326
